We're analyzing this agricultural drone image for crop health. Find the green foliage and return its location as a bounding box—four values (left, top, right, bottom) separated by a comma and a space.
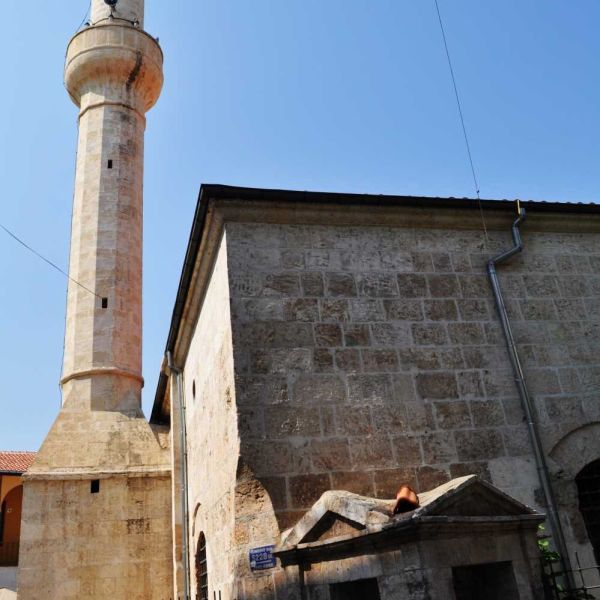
538, 524, 561, 563
537, 525, 594, 600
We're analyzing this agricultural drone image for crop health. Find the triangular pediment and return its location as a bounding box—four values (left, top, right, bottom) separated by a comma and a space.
301, 511, 366, 543
279, 490, 394, 548
417, 475, 536, 518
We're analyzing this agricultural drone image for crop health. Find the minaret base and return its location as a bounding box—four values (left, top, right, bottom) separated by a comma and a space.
18, 411, 172, 599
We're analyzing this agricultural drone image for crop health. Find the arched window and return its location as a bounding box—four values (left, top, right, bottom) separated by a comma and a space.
196, 532, 208, 600
576, 460, 600, 562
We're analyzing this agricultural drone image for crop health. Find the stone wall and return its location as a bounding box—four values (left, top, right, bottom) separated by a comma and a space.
18, 475, 172, 599
225, 216, 600, 563
182, 234, 242, 600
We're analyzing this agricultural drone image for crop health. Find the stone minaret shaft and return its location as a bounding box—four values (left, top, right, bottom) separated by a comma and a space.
62, 0, 162, 412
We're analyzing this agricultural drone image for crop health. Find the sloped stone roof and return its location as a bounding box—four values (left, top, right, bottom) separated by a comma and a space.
277, 475, 542, 554
0, 451, 36, 474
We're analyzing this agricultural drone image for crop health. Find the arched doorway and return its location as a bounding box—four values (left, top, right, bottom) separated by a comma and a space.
1, 485, 23, 544
576, 461, 600, 563
0, 485, 23, 567
195, 532, 208, 600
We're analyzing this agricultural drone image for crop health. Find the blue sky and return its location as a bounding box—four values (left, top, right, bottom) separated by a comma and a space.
0, 1, 598, 450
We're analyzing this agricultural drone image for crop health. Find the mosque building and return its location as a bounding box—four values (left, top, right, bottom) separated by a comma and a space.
15, 1, 600, 599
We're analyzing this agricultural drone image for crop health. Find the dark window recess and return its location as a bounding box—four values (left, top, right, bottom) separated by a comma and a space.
90, 480, 100, 494
101, 298, 108, 309
330, 578, 381, 600
196, 532, 209, 600
453, 561, 519, 600
576, 460, 600, 563
107, 160, 113, 169
192, 380, 196, 400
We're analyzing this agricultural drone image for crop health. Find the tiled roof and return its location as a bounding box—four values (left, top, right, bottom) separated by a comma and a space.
0, 451, 36, 474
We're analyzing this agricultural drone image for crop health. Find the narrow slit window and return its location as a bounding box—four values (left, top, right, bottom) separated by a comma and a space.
90, 480, 100, 494
101, 298, 108, 309
107, 159, 113, 169
196, 533, 208, 600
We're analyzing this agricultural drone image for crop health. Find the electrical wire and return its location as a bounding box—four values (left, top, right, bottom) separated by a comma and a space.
0, 221, 101, 299
433, 0, 489, 243
75, 1, 91, 32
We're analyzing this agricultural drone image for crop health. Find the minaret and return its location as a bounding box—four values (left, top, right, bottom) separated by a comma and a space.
18, 2, 173, 597
61, 0, 160, 413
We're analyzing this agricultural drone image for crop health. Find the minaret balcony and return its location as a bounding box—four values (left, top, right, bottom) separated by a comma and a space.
65, 22, 163, 117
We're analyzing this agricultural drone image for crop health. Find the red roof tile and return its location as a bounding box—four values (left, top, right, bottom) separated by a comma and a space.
0, 451, 36, 474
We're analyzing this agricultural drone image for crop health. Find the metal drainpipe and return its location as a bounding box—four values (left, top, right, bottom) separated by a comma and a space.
167, 351, 191, 600
487, 207, 575, 592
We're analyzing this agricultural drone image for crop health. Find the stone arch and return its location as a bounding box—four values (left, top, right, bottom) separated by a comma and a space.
549, 422, 600, 479
191, 501, 201, 537
549, 423, 600, 559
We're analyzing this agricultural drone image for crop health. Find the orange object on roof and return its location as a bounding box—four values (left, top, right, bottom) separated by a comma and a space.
393, 484, 420, 514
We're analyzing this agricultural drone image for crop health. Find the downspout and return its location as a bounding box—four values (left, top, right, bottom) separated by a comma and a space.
487, 207, 575, 592
167, 351, 191, 600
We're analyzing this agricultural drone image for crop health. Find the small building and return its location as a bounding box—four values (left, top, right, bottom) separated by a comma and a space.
0, 452, 35, 592
275, 475, 544, 600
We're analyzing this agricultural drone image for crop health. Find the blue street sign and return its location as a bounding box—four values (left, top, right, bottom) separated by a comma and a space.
249, 545, 277, 571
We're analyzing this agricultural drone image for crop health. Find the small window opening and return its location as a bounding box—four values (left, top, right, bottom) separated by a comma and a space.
452, 562, 519, 600
196, 533, 208, 600
576, 460, 600, 563
330, 578, 381, 600
192, 380, 196, 400
90, 480, 100, 494
107, 159, 113, 169
101, 297, 108, 309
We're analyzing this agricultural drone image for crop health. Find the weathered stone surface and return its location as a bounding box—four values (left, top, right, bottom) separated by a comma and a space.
412, 323, 447, 346
362, 349, 399, 372
343, 323, 371, 346
397, 274, 427, 297
292, 374, 346, 404
221, 216, 600, 599
301, 272, 324, 296
455, 430, 505, 461
427, 274, 459, 298
325, 273, 357, 297
348, 375, 394, 404
289, 474, 331, 509
416, 372, 458, 400
374, 467, 418, 497
349, 436, 395, 470
335, 349, 361, 372
433, 401, 472, 430
314, 323, 342, 347
421, 432, 458, 465
424, 299, 458, 321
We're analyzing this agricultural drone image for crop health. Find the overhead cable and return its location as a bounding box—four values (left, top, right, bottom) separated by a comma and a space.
0, 221, 100, 299
434, 0, 488, 242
